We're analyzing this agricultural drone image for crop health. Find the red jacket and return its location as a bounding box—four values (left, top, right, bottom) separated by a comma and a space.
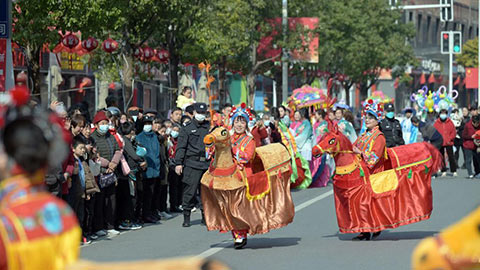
462, 120, 480, 150
434, 118, 456, 146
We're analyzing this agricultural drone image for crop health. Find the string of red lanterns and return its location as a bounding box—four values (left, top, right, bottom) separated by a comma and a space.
53, 32, 169, 62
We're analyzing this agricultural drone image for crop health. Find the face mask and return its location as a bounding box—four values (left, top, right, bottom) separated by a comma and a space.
98, 124, 109, 134
171, 130, 179, 138
120, 119, 127, 124
386, 112, 395, 119
264, 120, 271, 127
195, 114, 206, 122
248, 120, 256, 129
132, 116, 138, 122
108, 123, 115, 130
143, 125, 153, 132
440, 114, 447, 120
166, 128, 172, 135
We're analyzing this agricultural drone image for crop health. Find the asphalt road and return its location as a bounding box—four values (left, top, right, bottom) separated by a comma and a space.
80, 171, 480, 270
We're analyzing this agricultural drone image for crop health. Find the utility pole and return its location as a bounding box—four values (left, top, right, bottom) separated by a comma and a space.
282, 0, 288, 103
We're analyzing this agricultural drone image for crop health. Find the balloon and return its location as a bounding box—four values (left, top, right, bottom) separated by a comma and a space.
450, 89, 459, 100
425, 93, 434, 113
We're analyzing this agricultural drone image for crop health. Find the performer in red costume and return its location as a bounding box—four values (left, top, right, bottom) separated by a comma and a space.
351, 99, 386, 240
353, 100, 387, 175
313, 99, 441, 242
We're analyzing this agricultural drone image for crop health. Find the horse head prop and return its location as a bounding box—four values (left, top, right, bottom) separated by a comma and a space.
203, 126, 234, 169
312, 127, 353, 158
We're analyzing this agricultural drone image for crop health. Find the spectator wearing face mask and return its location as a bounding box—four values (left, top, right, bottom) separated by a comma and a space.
434, 109, 457, 177
379, 103, 405, 147
135, 116, 162, 224
117, 122, 145, 230
90, 110, 123, 238
152, 118, 171, 220
167, 125, 183, 213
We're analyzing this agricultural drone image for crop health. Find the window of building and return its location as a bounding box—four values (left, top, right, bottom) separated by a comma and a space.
434, 18, 440, 45
426, 16, 431, 44
469, 26, 473, 39
417, 13, 422, 46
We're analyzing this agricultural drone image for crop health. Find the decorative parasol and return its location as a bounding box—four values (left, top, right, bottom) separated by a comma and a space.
288, 85, 335, 110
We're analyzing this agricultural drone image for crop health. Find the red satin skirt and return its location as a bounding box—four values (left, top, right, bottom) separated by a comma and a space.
333, 164, 433, 233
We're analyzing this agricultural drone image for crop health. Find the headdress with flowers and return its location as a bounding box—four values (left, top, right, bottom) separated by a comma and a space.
229, 103, 253, 125
363, 99, 384, 120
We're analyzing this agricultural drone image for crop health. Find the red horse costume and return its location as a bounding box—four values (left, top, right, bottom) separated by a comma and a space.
313, 99, 442, 238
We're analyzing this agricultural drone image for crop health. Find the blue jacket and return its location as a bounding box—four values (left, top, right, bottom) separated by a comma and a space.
136, 131, 160, 178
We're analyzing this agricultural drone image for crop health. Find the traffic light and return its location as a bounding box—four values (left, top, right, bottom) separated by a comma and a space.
452, 31, 462, 54
441, 31, 450, 54
440, 0, 454, 22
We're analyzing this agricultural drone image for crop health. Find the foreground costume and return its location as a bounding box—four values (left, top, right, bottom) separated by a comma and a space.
312, 99, 442, 240
201, 104, 294, 249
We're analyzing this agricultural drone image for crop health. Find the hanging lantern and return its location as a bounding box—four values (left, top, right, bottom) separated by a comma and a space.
81, 37, 99, 52
134, 47, 144, 59
156, 49, 169, 63
102, 38, 118, 53
143, 46, 154, 60
62, 33, 80, 49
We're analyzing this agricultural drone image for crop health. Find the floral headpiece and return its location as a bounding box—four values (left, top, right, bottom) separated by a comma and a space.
363, 99, 384, 120
229, 103, 253, 125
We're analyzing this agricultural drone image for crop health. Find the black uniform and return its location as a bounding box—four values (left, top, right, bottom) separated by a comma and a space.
380, 117, 405, 147
174, 118, 210, 211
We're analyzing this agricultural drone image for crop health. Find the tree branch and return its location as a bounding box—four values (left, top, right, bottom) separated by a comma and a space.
253, 53, 281, 71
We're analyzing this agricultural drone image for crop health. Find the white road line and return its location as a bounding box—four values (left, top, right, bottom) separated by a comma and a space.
295, 190, 334, 212
195, 189, 334, 259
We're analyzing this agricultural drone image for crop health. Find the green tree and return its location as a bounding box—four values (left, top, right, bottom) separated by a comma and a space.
12, 0, 100, 95
314, 0, 416, 104
186, 0, 311, 106
457, 37, 478, 67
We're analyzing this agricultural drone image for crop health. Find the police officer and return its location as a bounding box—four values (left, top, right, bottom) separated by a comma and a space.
174, 103, 210, 227
380, 103, 405, 147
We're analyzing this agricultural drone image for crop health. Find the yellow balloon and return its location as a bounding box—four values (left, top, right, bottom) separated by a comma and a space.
425, 94, 434, 113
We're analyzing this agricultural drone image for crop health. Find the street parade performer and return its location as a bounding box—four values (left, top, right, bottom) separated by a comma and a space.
201, 103, 295, 249
313, 99, 442, 242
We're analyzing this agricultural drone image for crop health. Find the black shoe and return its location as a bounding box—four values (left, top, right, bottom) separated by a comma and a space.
182, 210, 191, 227
372, 231, 382, 240
352, 232, 371, 241
144, 216, 160, 224
234, 238, 247, 249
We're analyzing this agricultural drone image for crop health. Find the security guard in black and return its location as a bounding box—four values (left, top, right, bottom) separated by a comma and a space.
380, 103, 405, 147
174, 102, 210, 227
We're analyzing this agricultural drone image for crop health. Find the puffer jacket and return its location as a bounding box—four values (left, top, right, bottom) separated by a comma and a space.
434, 118, 456, 146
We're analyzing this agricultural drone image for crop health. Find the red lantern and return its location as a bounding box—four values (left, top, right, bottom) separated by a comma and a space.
134, 47, 144, 58
62, 33, 80, 49
81, 37, 98, 52
143, 46, 154, 60
156, 49, 169, 63
102, 38, 118, 53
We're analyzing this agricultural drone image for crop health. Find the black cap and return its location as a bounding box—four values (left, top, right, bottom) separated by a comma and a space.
194, 103, 207, 114
143, 116, 155, 123
144, 108, 158, 115
384, 103, 394, 112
